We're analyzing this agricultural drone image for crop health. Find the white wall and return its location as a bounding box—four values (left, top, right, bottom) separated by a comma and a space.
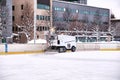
0, 43, 120, 54
0, 43, 47, 53
77, 42, 120, 51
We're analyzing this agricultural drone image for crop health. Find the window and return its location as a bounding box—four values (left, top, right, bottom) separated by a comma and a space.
103, 13, 109, 17
21, 5, 24, 10
12, 26, 14, 32
45, 16, 47, 21
71, 9, 76, 13
40, 26, 42, 31
37, 15, 50, 21
48, 16, 50, 21
54, 7, 65, 12
84, 11, 89, 14
12, 16, 15, 21
37, 27, 39, 31
40, 15, 45, 20
79, 10, 89, 14
43, 16, 45, 20
89, 11, 96, 15
43, 26, 45, 31
14, 27, 18, 32
45, 16, 50, 21
40, 15, 43, 20
37, 15, 39, 20
37, 26, 47, 31
21, 15, 23, 20
37, 4, 50, 10
12, 6, 15, 11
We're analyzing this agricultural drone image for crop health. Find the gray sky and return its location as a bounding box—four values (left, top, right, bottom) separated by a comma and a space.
88, 0, 120, 19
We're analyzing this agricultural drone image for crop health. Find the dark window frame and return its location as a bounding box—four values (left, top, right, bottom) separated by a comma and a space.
12, 5, 15, 11
21, 4, 24, 10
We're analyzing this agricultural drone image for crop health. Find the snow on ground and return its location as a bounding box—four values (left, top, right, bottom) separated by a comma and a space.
28, 39, 47, 43
0, 51, 120, 80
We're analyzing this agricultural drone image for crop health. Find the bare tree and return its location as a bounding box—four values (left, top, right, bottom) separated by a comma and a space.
63, 6, 73, 31
82, 13, 89, 31
111, 20, 120, 39
92, 10, 109, 32
52, 7, 58, 28
17, 1, 34, 40
101, 17, 109, 32
92, 9, 102, 32
69, 14, 83, 31
92, 9, 102, 41
52, 7, 66, 31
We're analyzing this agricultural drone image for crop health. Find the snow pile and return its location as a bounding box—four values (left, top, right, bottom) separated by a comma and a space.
28, 39, 47, 44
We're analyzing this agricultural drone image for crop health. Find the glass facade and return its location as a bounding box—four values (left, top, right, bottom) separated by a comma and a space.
37, 4, 50, 10
52, 0, 110, 31
53, 7, 109, 17
53, 1, 109, 22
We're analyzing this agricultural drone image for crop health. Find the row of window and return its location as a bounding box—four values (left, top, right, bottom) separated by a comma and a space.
54, 7, 109, 17
13, 27, 21, 32
13, 26, 49, 32
37, 4, 50, 10
12, 15, 23, 21
13, 4, 50, 11
54, 17, 108, 24
12, 5, 23, 11
13, 15, 50, 22
37, 15, 50, 21
37, 26, 49, 31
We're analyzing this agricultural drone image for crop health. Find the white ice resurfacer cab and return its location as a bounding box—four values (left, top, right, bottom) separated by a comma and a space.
50, 34, 76, 53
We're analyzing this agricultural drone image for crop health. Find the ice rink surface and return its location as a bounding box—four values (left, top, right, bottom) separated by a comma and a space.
0, 51, 120, 80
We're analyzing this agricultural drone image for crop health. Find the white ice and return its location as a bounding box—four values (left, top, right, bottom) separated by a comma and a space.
0, 51, 120, 80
